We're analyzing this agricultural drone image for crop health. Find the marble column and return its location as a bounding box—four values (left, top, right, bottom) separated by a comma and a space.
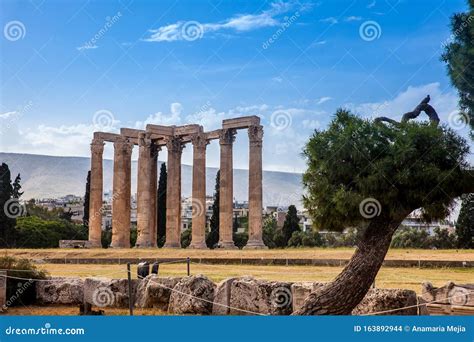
164, 137, 183, 248
150, 143, 159, 247
218, 129, 237, 249
245, 125, 267, 249
111, 137, 133, 248
88, 138, 105, 248
136, 133, 154, 248
189, 132, 208, 249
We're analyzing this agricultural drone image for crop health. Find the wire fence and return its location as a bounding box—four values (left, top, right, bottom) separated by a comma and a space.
0, 260, 472, 317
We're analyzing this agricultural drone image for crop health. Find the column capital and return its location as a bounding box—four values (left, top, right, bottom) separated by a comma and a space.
114, 137, 134, 155
166, 136, 185, 154
219, 128, 236, 145
248, 125, 264, 145
191, 132, 209, 150
138, 132, 152, 148
91, 138, 105, 155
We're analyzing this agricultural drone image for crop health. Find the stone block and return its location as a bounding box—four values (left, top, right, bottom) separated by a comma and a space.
36, 277, 84, 305
168, 275, 215, 315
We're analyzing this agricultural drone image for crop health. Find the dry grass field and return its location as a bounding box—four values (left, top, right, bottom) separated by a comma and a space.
1, 247, 473, 261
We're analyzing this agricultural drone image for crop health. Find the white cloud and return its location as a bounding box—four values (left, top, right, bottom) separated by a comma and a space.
316, 96, 332, 105
144, 1, 302, 42
319, 17, 338, 24
0, 111, 16, 119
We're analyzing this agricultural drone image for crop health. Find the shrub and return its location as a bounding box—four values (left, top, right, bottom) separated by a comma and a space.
0, 256, 48, 308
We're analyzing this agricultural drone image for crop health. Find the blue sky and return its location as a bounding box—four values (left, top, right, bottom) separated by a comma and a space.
0, 0, 472, 172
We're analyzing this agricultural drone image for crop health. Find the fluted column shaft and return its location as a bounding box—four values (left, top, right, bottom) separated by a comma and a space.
245, 125, 266, 249
111, 137, 133, 248
218, 129, 237, 249
189, 133, 208, 249
88, 138, 104, 248
164, 137, 183, 248
136, 134, 157, 248
150, 145, 158, 247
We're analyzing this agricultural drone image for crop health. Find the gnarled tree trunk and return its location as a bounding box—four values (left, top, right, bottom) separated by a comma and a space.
293, 212, 408, 315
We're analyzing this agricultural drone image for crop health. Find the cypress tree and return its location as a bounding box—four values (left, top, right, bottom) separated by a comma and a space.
281, 204, 300, 245
206, 170, 220, 248
456, 194, 474, 249
83, 171, 91, 227
157, 163, 167, 247
0, 163, 15, 247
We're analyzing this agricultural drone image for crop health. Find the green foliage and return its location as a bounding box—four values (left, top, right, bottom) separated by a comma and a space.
431, 227, 456, 249
288, 230, 324, 248
101, 229, 112, 248
391, 227, 431, 248
0, 256, 48, 307
15, 216, 87, 248
157, 163, 167, 246
12, 174, 23, 199
323, 228, 360, 247
206, 170, 220, 248
262, 216, 277, 248
0, 163, 16, 247
282, 205, 300, 244
233, 232, 248, 249
303, 110, 470, 231
456, 193, 474, 248
181, 228, 191, 248
391, 226, 457, 249
442, 2, 474, 131
130, 225, 137, 247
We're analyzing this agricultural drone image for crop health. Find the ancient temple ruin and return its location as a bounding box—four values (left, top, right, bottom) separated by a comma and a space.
88, 116, 265, 249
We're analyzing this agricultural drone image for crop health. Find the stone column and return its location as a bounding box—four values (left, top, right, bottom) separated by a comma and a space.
189, 132, 208, 249
164, 137, 183, 248
111, 137, 133, 248
88, 138, 104, 248
218, 129, 237, 249
136, 133, 154, 248
245, 125, 267, 249
150, 143, 159, 247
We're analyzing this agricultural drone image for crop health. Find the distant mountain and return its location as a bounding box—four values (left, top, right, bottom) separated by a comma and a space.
0, 153, 304, 208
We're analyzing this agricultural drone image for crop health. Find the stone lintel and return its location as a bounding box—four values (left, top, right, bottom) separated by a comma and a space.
206, 129, 221, 141
146, 124, 176, 136
222, 116, 260, 130
93, 132, 121, 142
174, 124, 202, 136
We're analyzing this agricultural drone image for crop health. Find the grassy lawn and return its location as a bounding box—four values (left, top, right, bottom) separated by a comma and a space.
38, 262, 474, 294
1, 247, 474, 261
